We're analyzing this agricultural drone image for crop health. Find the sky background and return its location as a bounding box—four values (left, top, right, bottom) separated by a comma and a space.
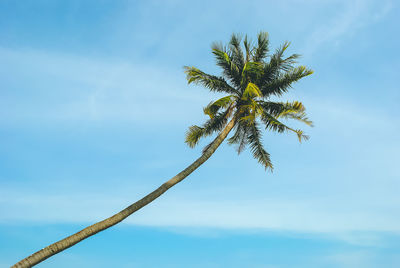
1, 0, 399, 267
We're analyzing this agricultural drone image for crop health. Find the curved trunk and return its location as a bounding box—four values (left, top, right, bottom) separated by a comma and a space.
12, 118, 236, 268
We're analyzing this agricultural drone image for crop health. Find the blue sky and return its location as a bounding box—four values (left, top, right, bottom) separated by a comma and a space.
1, 0, 399, 267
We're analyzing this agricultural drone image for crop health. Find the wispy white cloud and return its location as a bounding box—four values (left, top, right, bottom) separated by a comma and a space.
0, 47, 211, 125
2, 185, 400, 236
303, 0, 394, 56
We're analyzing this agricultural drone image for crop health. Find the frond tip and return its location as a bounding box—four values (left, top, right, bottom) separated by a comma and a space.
253, 31, 269, 62
185, 125, 204, 148
247, 122, 273, 171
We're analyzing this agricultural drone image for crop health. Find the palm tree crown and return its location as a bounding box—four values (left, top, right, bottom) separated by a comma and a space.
184, 32, 313, 170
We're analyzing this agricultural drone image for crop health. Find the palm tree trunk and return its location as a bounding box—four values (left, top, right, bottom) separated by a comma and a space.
12, 118, 236, 268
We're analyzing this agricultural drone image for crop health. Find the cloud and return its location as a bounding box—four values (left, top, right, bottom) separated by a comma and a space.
0, 47, 211, 126
303, 0, 393, 56
2, 184, 400, 236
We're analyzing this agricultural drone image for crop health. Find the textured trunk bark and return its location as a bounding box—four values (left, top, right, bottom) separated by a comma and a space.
12, 118, 236, 268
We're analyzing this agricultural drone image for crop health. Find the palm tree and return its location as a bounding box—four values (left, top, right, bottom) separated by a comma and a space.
12, 32, 313, 267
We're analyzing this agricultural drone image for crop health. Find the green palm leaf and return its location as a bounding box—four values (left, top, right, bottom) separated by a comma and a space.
242, 82, 262, 100
185, 107, 232, 148
203, 95, 236, 118
228, 33, 245, 70
259, 101, 313, 126
247, 121, 273, 170
260, 110, 309, 142
211, 47, 242, 88
184, 66, 238, 94
243, 35, 254, 62
260, 66, 313, 97
253, 32, 269, 62
185, 125, 205, 148
227, 119, 250, 154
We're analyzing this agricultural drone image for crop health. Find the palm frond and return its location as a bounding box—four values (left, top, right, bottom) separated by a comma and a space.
257, 101, 286, 116
259, 42, 302, 86
227, 120, 250, 154
229, 33, 245, 70
271, 42, 301, 71
241, 62, 264, 87
199, 107, 234, 153
281, 113, 313, 127
272, 41, 290, 63
260, 66, 313, 97
263, 41, 290, 78
260, 110, 309, 142
186, 106, 232, 148
184, 66, 238, 94
279, 53, 301, 71
203, 109, 230, 135
243, 35, 254, 63
247, 121, 273, 170
258, 101, 313, 126
253, 32, 269, 62
210, 48, 242, 88
242, 82, 262, 100
239, 113, 256, 125
236, 131, 248, 154
277, 101, 313, 126
185, 125, 205, 148
203, 95, 236, 118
